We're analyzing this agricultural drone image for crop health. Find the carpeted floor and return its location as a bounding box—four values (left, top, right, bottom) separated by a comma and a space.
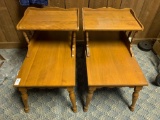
0, 44, 160, 120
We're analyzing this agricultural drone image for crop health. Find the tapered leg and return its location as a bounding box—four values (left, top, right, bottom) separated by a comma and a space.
67, 87, 77, 113
129, 86, 142, 111
19, 88, 29, 113
84, 87, 96, 112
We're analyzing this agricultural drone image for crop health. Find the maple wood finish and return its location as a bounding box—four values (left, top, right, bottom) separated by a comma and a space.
17, 7, 79, 31
14, 7, 79, 113
82, 7, 148, 112
83, 7, 143, 31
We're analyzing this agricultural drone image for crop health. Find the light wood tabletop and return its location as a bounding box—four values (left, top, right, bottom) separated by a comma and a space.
17, 7, 79, 31
86, 38, 147, 87
82, 7, 148, 112
14, 32, 75, 88
83, 7, 143, 31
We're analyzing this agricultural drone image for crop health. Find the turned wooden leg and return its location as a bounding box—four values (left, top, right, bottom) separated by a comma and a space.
130, 31, 137, 43
85, 31, 90, 57
67, 87, 77, 113
84, 87, 96, 112
71, 31, 76, 57
129, 86, 142, 111
19, 88, 29, 113
23, 31, 30, 57
129, 31, 137, 57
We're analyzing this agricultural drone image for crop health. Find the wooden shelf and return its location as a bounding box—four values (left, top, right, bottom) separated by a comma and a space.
83, 7, 143, 31
17, 7, 79, 31
14, 32, 75, 87
86, 38, 147, 87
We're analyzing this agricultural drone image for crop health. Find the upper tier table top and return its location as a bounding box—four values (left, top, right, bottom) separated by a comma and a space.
17, 7, 79, 31
83, 7, 144, 31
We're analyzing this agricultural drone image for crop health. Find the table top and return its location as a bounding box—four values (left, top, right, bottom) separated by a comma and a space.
14, 32, 75, 87
83, 7, 143, 31
86, 38, 148, 87
17, 7, 79, 31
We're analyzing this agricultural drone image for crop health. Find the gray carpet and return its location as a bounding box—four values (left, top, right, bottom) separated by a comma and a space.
0, 44, 160, 120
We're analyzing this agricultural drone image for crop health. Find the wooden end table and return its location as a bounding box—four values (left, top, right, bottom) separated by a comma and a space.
14, 7, 79, 113
82, 7, 148, 112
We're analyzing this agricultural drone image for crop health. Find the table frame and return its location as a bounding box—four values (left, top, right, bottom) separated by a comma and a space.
14, 7, 79, 113
82, 7, 148, 112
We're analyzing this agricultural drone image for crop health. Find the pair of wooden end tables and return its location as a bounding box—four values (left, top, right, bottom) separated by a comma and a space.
14, 7, 148, 113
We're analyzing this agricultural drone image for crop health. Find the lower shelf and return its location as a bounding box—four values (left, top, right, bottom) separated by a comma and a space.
15, 32, 75, 87
86, 38, 148, 87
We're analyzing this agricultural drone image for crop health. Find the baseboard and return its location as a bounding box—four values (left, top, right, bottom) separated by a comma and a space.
0, 42, 27, 49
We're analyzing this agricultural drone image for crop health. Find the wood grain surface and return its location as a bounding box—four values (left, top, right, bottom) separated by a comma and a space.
86, 38, 148, 86
0, 0, 19, 43
83, 8, 143, 31
17, 7, 79, 31
14, 32, 75, 87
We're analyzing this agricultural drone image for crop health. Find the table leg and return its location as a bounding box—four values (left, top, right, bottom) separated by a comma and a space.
130, 31, 138, 43
85, 31, 90, 57
129, 86, 142, 111
129, 31, 137, 57
67, 87, 77, 113
128, 31, 132, 38
84, 87, 96, 112
19, 88, 29, 113
23, 32, 30, 58
71, 31, 76, 57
